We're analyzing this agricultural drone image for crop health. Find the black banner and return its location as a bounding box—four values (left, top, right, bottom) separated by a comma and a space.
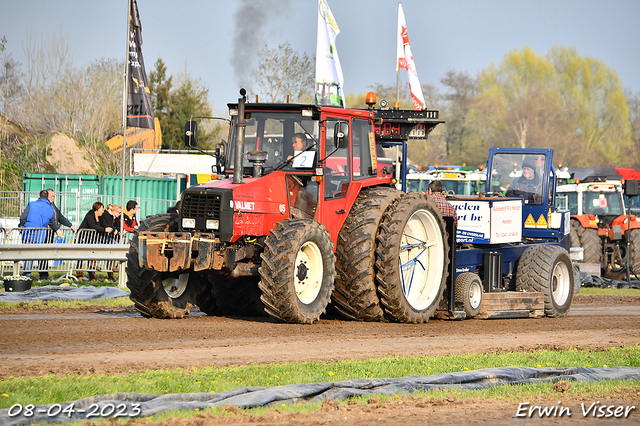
126, 0, 154, 129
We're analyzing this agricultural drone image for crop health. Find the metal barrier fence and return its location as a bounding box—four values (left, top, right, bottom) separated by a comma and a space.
0, 191, 177, 228
0, 228, 129, 283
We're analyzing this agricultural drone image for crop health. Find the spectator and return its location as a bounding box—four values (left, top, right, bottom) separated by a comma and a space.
18, 190, 54, 278
76, 201, 112, 282
427, 180, 458, 226
100, 204, 122, 282
123, 200, 139, 233
37, 189, 77, 281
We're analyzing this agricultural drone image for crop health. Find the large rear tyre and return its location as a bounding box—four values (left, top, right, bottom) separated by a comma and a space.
455, 272, 483, 318
195, 279, 222, 316
375, 193, 449, 323
126, 213, 199, 319
571, 219, 602, 265
516, 245, 574, 318
258, 219, 335, 324
627, 228, 640, 278
333, 186, 401, 321
208, 275, 265, 317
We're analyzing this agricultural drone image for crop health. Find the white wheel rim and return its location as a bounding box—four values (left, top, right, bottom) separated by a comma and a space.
162, 274, 189, 299
469, 280, 483, 309
399, 209, 445, 310
551, 261, 571, 306
294, 241, 323, 304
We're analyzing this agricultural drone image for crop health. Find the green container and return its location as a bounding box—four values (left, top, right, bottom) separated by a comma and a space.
22, 173, 101, 196
22, 173, 179, 223
100, 175, 179, 219
100, 175, 178, 200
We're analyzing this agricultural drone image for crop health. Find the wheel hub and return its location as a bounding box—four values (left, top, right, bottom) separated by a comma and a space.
552, 261, 570, 305
162, 274, 189, 299
294, 241, 323, 305
296, 263, 309, 281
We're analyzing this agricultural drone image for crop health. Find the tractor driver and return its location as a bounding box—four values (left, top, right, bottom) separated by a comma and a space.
506, 157, 543, 203
287, 133, 308, 162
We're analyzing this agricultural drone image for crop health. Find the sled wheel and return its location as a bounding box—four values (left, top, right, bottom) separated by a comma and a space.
516, 245, 575, 317
258, 219, 335, 324
455, 272, 483, 318
375, 193, 449, 323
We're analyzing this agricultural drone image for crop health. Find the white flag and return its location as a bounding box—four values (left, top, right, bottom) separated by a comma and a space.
315, 0, 345, 107
397, 3, 425, 110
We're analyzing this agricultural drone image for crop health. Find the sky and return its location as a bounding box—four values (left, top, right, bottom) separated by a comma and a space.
2, 0, 639, 115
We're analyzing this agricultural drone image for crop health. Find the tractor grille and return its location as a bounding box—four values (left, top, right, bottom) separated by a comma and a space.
182, 192, 222, 220
180, 188, 234, 241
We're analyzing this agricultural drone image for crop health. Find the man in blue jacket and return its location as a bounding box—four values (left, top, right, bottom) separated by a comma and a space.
19, 190, 55, 277
34, 189, 77, 280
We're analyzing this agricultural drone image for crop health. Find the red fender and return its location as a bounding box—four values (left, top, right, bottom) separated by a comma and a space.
571, 214, 597, 229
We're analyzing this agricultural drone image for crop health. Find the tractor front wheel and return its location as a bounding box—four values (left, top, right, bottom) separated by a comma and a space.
258, 219, 335, 324
127, 214, 201, 319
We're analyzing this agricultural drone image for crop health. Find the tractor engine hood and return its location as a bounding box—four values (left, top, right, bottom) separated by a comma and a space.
179, 171, 291, 243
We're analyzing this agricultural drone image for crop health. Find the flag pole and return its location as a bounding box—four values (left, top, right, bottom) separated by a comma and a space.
395, 3, 401, 105
120, 0, 131, 239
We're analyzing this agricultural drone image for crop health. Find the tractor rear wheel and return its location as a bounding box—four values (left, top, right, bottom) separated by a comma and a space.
258, 219, 335, 324
627, 228, 640, 278
208, 275, 265, 317
194, 278, 222, 316
516, 245, 574, 318
375, 193, 449, 323
571, 219, 602, 265
126, 214, 200, 318
455, 272, 483, 318
333, 186, 401, 321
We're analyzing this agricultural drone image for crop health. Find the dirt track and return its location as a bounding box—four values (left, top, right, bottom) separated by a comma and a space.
1, 294, 639, 425
1, 295, 639, 378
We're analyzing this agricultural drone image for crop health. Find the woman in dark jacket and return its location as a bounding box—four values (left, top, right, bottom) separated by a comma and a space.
100, 204, 122, 282
76, 202, 112, 281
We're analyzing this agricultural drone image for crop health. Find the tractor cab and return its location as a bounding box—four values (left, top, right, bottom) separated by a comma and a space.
486, 148, 566, 240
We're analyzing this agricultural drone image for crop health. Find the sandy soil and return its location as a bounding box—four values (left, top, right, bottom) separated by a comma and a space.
1, 294, 639, 425
46, 132, 94, 174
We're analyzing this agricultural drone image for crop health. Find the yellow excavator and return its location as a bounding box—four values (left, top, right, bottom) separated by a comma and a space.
106, 117, 162, 152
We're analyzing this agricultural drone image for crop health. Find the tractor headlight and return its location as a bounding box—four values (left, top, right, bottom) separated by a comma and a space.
206, 219, 219, 230
182, 218, 196, 229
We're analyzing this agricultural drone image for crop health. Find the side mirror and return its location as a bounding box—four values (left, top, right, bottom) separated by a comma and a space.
333, 122, 349, 149
625, 180, 639, 197
185, 121, 198, 147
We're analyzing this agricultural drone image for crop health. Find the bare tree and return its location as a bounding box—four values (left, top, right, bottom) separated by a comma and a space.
251, 43, 314, 103
0, 37, 24, 114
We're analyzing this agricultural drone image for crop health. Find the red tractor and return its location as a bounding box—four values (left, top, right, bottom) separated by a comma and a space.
126, 90, 448, 323
557, 177, 640, 276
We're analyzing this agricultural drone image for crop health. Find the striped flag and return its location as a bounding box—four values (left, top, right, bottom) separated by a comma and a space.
396, 3, 425, 110
315, 0, 345, 107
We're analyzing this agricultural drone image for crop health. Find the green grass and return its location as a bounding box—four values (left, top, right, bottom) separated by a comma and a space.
1, 285, 635, 311
578, 287, 640, 296
1, 346, 639, 411
0, 296, 132, 310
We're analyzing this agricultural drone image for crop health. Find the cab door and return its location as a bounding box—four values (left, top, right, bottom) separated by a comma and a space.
315, 116, 354, 244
